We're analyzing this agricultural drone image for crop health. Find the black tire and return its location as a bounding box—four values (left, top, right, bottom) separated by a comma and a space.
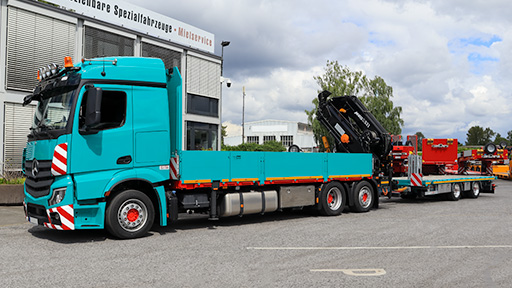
446, 183, 461, 201
351, 181, 375, 212
465, 182, 480, 199
106, 190, 155, 239
319, 182, 346, 216
288, 144, 301, 152
484, 143, 497, 154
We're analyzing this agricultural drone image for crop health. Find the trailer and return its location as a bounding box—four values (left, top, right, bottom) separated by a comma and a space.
493, 160, 512, 180
392, 155, 495, 199
458, 143, 508, 175
421, 138, 458, 175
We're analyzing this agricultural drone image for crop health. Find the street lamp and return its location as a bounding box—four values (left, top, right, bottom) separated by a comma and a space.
242, 86, 246, 144
221, 41, 230, 76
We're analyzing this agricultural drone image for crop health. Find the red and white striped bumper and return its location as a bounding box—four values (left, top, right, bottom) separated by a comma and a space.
44, 204, 75, 230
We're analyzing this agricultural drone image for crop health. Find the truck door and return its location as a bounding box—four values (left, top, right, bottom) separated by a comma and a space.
70, 84, 133, 200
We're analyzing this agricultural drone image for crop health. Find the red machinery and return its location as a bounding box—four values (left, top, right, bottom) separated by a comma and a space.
391, 135, 416, 177
458, 143, 509, 175
422, 138, 458, 175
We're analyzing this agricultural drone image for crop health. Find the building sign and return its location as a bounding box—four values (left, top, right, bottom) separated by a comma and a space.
43, 0, 215, 53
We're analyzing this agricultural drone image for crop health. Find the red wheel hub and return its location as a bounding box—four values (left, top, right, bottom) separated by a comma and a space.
127, 208, 139, 222
328, 194, 334, 203
362, 193, 368, 202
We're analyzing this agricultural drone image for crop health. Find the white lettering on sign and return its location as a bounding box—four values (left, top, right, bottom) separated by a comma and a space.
354, 111, 371, 128
45, 0, 215, 53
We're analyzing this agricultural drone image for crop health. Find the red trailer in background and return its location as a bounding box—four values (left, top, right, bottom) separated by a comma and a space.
458, 143, 508, 175
421, 138, 458, 175
391, 135, 417, 177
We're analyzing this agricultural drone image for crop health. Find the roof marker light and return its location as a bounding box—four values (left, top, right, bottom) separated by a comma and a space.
64, 56, 73, 68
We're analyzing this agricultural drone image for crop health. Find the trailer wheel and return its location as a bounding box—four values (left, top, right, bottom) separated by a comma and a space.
319, 182, 346, 216
446, 183, 461, 201
352, 181, 375, 212
465, 182, 480, 199
106, 190, 155, 239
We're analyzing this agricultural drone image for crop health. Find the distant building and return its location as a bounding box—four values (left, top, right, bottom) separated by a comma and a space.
224, 120, 317, 151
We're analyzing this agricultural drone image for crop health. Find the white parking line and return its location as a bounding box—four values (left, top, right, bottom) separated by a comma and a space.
247, 245, 512, 251
311, 269, 386, 276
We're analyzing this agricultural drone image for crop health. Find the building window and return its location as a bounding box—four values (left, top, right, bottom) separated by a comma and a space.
187, 94, 219, 117
4, 103, 36, 171
263, 136, 276, 143
84, 27, 134, 58
280, 135, 294, 147
247, 136, 259, 144
186, 121, 218, 150
297, 122, 313, 132
6, 7, 76, 91
141, 42, 181, 72
186, 56, 221, 98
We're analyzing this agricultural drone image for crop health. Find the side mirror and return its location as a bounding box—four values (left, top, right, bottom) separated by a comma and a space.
84, 87, 102, 133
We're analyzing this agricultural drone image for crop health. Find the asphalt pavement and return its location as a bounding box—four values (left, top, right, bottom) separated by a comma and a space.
1, 179, 512, 287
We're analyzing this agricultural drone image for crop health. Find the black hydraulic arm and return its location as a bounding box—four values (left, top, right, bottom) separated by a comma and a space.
316, 90, 392, 160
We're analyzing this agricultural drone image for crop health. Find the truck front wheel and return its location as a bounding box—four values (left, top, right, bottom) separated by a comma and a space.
319, 182, 346, 216
106, 190, 155, 239
351, 181, 375, 212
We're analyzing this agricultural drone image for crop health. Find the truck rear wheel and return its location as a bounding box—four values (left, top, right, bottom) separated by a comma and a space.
319, 182, 346, 216
352, 181, 375, 212
446, 183, 461, 201
465, 182, 480, 199
106, 190, 155, 239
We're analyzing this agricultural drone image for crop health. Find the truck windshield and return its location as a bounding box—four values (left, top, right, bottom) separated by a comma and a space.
32, 89, 76, 131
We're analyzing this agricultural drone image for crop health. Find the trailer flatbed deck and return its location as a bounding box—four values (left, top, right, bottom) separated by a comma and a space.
392, 174, 495, 198
394, 175, 496, 187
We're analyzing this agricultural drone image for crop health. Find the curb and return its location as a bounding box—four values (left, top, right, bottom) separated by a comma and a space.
0, 185, 24, 205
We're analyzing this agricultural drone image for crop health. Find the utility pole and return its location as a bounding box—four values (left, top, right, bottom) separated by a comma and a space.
242, 86, 246, 144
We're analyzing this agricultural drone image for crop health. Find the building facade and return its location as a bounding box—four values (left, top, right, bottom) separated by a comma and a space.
224, 120, 317, 152
0, 0, 223, 172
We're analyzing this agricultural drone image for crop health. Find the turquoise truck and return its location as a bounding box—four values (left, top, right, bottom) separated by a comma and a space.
22, 56, 388, 239
21, 56, 495, 239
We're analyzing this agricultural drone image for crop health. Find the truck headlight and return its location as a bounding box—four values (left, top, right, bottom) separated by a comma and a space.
48, 187, 66, 206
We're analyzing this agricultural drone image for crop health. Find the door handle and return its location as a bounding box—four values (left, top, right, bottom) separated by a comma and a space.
117, 155, 132, 164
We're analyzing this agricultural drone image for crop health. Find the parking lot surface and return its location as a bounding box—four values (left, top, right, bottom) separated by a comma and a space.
1, 179, 512, 287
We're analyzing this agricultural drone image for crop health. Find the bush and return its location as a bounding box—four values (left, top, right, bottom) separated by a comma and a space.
222, 140, 286, 152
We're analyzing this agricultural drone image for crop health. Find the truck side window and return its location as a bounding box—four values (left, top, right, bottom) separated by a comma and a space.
79, 90, 127, 131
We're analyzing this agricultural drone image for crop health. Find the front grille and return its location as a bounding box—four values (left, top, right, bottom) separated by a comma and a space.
24, 160, 54, 198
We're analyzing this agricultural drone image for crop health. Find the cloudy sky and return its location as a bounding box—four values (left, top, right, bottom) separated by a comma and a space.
127, 0, 511, 143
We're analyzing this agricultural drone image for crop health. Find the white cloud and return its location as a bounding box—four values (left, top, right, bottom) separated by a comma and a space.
125, 0, 512, 142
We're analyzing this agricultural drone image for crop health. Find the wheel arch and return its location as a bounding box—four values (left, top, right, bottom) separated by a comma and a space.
105, 178, 162, 227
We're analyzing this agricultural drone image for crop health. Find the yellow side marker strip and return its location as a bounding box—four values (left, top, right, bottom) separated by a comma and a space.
266, 176, 322, 181
329, 174, 371, 178
182, 179, 211, 184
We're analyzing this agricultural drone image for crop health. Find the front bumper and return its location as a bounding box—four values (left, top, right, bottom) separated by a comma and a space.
24, 175, 105, 230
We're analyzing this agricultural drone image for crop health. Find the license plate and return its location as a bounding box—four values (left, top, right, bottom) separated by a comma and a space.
29, 217, 38, 225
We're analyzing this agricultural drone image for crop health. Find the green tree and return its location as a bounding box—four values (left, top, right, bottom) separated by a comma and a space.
221, 125, 227, 145
360, 76, 403, 135
305, 60, 403, 150
415, 131, 425, 151
494, 133, 509, 146
466, 126, 495, 145
507, 130, 512, 144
